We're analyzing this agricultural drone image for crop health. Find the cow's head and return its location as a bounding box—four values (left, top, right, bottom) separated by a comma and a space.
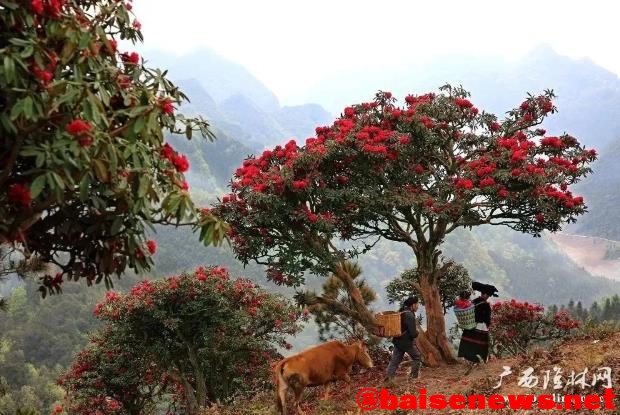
354, 341, 374, 368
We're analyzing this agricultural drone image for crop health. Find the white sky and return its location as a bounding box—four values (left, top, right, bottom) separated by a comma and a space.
132, 0, 620, 104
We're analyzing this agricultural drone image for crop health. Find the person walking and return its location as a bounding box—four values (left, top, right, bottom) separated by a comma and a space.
384, 296, 422, 383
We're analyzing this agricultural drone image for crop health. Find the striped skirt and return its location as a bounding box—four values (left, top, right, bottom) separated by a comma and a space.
458, 329, 490, 363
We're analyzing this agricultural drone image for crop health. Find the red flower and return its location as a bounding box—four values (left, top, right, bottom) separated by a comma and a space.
172, 154, 189, 172
540, 137, 563, 148
46, 0, 65, 18
399, 135, 410, 145
180, 180, 189, 191
498, 189, 509, 198
419, 115, 434, 129
31, 64, 53, 84
454, 98, 473, 108
479, 177, 496, 187
132, 20, 141, 30
292, 180, 308, 190
490, 122, 501, 132
344, 107, 355, 117
31, 0, 44, 14
121, 52, 140, 65
455, 178, 473, 189
66, 119, 92, 135
146, 240, 157, 255
78, 136, 93, 147
9, 183, 32, 205
159, 98, 174, 115
535, 213, 545, 223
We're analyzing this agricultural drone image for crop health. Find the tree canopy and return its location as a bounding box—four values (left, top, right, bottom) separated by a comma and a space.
60, 266, 305, 414
215, 85, 596, 285
214, 84, 597, 364
0, 0, 227, 294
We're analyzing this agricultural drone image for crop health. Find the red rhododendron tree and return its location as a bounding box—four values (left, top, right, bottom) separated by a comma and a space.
0, 0, 227, 294
60, 266, 305, 414
58, 327, 174, 415
491, 299, 580, 357
214, 85, 596, 365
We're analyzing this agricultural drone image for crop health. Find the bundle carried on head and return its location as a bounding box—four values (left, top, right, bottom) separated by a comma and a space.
472, 281, 499, 297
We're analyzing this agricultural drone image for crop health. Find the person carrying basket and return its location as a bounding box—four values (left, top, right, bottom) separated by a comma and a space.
457, 282, 498, 365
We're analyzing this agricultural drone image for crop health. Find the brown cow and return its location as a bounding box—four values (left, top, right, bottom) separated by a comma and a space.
274, 340, 373, 415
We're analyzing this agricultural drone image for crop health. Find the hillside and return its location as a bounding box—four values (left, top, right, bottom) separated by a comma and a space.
568, 137, 620, 241
145, 50, 334, 150
547, 233, 620, 281
214, 330, 620, 414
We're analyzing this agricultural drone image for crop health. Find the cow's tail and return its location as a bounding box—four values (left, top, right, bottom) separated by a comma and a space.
274, 360, 288, 415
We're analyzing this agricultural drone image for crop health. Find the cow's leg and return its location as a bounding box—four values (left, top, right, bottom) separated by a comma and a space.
291, 384, 305, 414
276, 378, 288, 415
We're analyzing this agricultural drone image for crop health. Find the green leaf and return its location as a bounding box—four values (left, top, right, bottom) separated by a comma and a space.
133, 116, 146, 134
111, 216, 123, 235
30, 174, 46, 199
93, 159, 108, 182
79, 173, 91, 201
0, 114, 16, 134
9, 99, 23, 120
22, 96, 33, 120
186, 124, 193, 140
59, 41, 76, 64
138, 175, 150, 198
3, 55, 15, 83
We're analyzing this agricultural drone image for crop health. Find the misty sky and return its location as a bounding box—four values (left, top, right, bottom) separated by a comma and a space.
132, 0, 620, 105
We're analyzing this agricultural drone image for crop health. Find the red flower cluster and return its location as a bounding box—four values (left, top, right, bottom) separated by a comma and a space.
8, 183, 32, 205
146, 239, 157, 255
160, 143, 190, 173
121, 52, 140, 65
554, 309, 581, 329
159, 97, 175, 115
65, 119, 93, 146
31, 0, 65, 17
491, 299, 580, 357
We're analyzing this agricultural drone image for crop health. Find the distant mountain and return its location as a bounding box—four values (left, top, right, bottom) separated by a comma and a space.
144, 48, 281, 113
273, 104, 333, 141
568, 137, 620, 241
292, 44, 620, 150
147, 49, 334, 150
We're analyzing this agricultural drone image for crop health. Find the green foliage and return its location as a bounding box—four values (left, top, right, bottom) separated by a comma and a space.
61, 266, 307, 413
0, 0, 226, 294
306, 261, 377, 341
385, 258, 472, 314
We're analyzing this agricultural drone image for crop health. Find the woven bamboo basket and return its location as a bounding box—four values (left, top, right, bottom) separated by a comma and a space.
374, 311, 403, 337
454, 304, 476, 330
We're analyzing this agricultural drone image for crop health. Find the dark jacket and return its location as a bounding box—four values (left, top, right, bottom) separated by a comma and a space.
473, 297, 491, 327
392, 309, 418, 350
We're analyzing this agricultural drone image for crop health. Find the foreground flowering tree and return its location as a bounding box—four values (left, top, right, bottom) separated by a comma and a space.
58, 327, 172, 415
214, 84, 596, 365
0, 0, 226, 294
490, 300, 580, 357
59, 266, 304, 414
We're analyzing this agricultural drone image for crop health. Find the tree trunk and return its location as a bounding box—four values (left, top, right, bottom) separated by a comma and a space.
418, 261, 458, 364
414, 318, 442, 367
